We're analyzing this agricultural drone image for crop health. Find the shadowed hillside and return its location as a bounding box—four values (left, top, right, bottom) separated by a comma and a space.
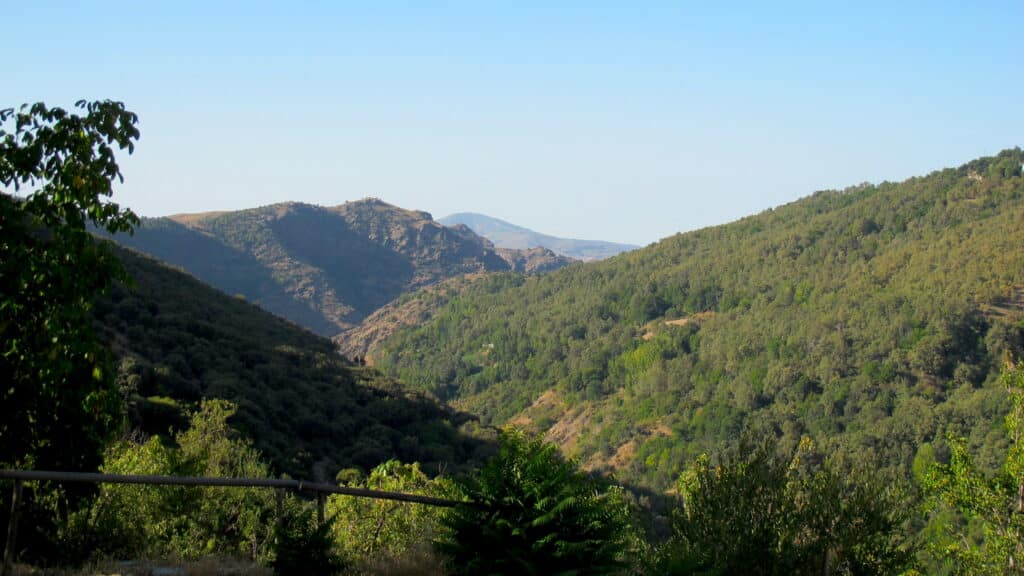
376, 149, 1024, 490
95, 245, 495, 481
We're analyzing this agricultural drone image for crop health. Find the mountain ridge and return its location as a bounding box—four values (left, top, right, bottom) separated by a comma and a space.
107, 198, 572, 337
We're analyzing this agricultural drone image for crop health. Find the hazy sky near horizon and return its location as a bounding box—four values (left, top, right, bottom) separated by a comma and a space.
5, 1, 1023, 245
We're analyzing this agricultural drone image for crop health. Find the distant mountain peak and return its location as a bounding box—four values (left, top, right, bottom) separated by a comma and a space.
334, 197, 434, 222
439, 212, 639, 261
445, 212, 529, 232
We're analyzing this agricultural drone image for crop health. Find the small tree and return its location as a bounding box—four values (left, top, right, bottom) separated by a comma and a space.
661, 443, 795, 574
435, 429, 636, 576
328, 460, 450, 572
921, 363, 1024, 574
660, 438, 914, 575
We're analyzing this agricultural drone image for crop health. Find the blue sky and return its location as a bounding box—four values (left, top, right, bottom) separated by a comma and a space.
4, 1, 1022, 245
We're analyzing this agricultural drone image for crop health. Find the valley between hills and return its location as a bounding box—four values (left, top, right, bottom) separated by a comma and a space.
105, 149, 1024, 495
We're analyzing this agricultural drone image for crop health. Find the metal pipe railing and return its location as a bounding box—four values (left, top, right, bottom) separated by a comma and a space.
0, 468, 479, 576
0, 469, 468, 507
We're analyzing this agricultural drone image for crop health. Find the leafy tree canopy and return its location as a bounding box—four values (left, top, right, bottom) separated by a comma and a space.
1, 100, 140, 562
0, 100, 139, 471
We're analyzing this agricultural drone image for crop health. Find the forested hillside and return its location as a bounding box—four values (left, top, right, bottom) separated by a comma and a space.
95, 246, 493, 481
107, 198, 571, 337
375, 149, 1024, 489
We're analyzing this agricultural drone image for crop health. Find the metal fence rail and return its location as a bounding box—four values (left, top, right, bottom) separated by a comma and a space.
0, 469, 467, 507
0, 468, 477, 576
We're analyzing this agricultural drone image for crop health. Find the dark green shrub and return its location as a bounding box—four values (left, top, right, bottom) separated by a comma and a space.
435, 429, 635, 575
272, 507, 346, 576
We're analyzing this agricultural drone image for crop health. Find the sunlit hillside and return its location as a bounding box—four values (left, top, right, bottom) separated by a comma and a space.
374, 150, 1024, 489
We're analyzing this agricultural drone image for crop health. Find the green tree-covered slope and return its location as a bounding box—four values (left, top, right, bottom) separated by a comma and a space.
95, 245, 493, 481
375, 150, 1024, 490
108, 199, 571, 337
335, 273, 484, 361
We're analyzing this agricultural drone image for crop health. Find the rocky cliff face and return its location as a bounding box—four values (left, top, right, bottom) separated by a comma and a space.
496, 246, 575, 274
328, 199, 512, 286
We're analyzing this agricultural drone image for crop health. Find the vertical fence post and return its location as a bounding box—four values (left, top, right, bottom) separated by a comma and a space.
317, 492, 326, 527
3, 479, 24, 576
275, 488, 284, 539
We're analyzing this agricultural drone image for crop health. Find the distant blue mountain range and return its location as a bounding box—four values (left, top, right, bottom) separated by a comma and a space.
439, 212, 639, 261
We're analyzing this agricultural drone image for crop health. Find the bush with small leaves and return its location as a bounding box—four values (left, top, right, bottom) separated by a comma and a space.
659, 438, 914, 575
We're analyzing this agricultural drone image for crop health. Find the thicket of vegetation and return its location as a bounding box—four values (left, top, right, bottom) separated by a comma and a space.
376, 149, 1024, 492
658, 438, 913, 575
62, 400, 283, 564
47, 365, 1024, 575
917, 364, 1024, 575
